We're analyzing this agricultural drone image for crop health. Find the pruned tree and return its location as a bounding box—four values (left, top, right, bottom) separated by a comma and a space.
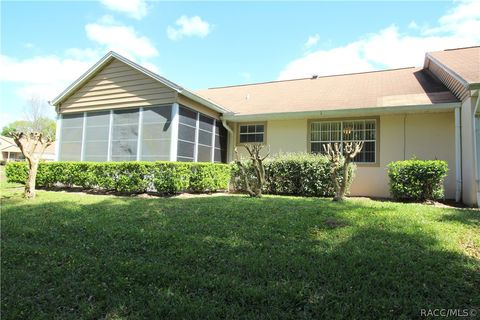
323, 141, 364, 201
234, 144, 270, 197
11, 132, 54, 199
10, 96, 55, 199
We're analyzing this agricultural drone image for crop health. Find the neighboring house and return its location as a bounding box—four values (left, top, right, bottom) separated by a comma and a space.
0, 136, 23, 162
0, 135, 56, 162
50, 46, 480, 206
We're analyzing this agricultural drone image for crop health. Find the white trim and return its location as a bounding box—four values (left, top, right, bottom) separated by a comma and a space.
136, 107, 144, 161
55, 114, 62, 161
170, 103, 179, 161
211, 119, 216, 162
194, 112, 200, 162
221, 103, 461, 122
238, 123, 265, 143
107, 110, 113, 161
80, 112, 87, 161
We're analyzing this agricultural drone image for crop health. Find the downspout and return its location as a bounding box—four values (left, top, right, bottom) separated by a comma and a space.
455, 107, 462, 202
472, 92, 480, 207
221, 119, 234, 163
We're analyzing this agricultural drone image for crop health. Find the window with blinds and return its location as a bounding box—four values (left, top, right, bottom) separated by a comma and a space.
310, 119, 377, 163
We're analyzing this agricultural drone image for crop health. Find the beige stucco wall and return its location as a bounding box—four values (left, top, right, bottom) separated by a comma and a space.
231, 111, 456, 199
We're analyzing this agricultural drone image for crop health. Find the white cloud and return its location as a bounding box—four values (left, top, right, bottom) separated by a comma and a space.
0, 15, 160, 110
0, 54, 96, 106
304, 34, 320, 49
85, 16, 158, 59
278, 0, 480, 80
408, 21, 419, 29
99, 0, 148, 20
167, 15, 212, 41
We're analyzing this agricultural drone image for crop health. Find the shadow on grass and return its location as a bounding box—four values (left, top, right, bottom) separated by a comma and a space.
1, 195, 479, 319
439, 209, 480, 228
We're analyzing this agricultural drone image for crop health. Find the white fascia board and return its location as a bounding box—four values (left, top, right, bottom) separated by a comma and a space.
221, 102, 461, 122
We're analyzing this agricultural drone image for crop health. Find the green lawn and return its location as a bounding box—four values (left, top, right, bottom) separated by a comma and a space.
1, 186, 479, 319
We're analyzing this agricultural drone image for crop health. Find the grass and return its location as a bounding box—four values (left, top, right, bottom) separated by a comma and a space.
1, 185, 479, 319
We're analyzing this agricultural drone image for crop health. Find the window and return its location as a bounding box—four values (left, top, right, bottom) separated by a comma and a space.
310, 119, 377, 163
239, 124, 265, 143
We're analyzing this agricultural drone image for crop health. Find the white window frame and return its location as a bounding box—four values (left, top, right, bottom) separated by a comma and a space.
310, 119, 377, 164
238, 123, 266, 144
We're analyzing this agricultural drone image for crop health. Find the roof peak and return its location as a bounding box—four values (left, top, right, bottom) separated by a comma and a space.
206, 66, 417, 90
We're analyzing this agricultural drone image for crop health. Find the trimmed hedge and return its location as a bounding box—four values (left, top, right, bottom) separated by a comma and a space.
388, 159, 448, 201
5, 161, 232, 194
233, 153, 356, 197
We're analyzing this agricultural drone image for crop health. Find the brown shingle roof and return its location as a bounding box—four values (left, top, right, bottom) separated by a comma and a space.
427, 46, 480, 85
195, 67, 458, 116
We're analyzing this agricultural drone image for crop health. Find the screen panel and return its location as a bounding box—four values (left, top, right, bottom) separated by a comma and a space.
140, 106, 172, 161
177, 106, 197, 162
196, 114, 214, 162
59, 113, 84, 161
111, 109, 139, 161
84, 111, 110, 161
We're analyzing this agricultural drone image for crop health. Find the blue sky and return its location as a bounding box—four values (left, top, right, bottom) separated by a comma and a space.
1, 0, 479, 128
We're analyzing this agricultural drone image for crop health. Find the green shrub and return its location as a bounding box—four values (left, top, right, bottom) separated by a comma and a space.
233, 153, 356, 197
5, 162, 29, 184
190, 163, 232, 192
5, 161, 232, 194
152, 162, 192, 194
388, 159, 448, 201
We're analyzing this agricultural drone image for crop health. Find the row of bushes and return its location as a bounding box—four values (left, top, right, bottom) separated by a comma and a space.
231, 153, 448, 201
6, 156, 449, 201
232, 153, 355, 197
6, 161, 232, 194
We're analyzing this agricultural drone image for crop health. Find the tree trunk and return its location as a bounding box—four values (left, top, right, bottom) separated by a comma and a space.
333, 160, 350, 201
25, 159, 38, 199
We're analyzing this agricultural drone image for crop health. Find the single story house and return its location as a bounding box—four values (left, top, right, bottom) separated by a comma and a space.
0, 136, 24, 162
0, 135, 56, 162
50, 46, 480, 206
